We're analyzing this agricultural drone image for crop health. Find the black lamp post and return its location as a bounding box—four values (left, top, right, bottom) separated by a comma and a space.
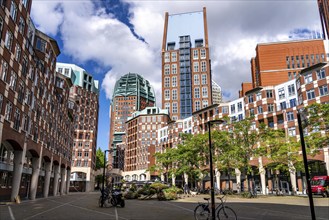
207, 119, 225, 220
102, 150, 111, 195
297, 109, 316, 220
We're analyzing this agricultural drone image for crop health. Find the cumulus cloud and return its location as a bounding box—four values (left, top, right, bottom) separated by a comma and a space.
31, 0, 322, 104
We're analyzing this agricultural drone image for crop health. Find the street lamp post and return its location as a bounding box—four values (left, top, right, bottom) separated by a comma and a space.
296, 110, 316, 220
207, 119, 225, 220
102, 150, 111, 196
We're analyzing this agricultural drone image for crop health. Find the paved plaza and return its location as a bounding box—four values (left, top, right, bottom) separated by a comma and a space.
0, 192, 328, 220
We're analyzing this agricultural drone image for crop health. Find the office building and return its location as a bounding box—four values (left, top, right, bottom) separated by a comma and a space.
251, 39, 326, 88
318, 0, 329, 39
56, 63, 99, 192
109, 73, 156, 170
0, 0, 74, 202
162, 7, 213, 120
212, 80, 222, 104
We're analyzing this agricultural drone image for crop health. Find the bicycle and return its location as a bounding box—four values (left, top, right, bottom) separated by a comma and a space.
194, 195, 237, 220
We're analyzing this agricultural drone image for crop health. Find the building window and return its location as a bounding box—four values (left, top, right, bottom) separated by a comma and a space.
319, 85, 328, 96
194, 87, 200, 98
0, 60, 9, 82
172, 76, 177, 87
10, 1, 17, 21
201, 61, 207, 72
237, 102, 243, 112
164, 52, 170, 62
289, 98, 297, 108
84, 151, 89, 157
171, 64, 177, 74
171, 52, 177, 62
201, 74, 207, 84
13, 108, 20, 130
22, 0, 28, 8
280, 102, 287, 110
256, 92, 262, 101
304, 73, 312, 84
172, 89, 177, 100
4, 101, 12, 121
36, 38, 46, 53
278, 88, 285, 99
195, 101, 201, 111
64, 68, 69, 75
9, 71, 17, 90
5, 31, 13, 50
200, 49, 206, 59
165, 102, 170, 111
193, 62, 199, 72
222, 106, 228, 113
15, 44, 22, 61
164, 90, 170, 100
0, 94, 3, 112
306, 89, 315, 100
164, 64, 170, 75
266, 90, 273, 98
248, 95, 254, 103
202, 100, 208, 108
164, 77, 170, 88
193, 50, 198, 60
250, 108, 255, 116
172, 102, 178, 113
18, 17, 25, 35
288, 127, 296, 137
230, 104, 236, 114
257, 106, 263, 114
194, 74, 200, 85
267, 104, 274, 112
286, 111, 294, 121
317, 69, 326, 80
288, 84, 295, 96
202, 87, 208, 98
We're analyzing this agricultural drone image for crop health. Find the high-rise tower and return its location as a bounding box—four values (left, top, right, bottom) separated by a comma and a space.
318, 0, 329, 39
162, 7, 212, 120
109, 73, 155, 169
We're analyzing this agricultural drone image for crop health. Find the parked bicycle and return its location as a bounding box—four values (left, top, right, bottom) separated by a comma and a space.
194, 195, 237, 220
98, 187, 125, 208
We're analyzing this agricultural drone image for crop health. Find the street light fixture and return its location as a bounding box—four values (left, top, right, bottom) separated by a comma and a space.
296, 109, 316, 220
207, 119, 225, 220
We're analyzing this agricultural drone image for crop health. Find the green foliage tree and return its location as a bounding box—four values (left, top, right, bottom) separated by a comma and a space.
96, 148, 105, 170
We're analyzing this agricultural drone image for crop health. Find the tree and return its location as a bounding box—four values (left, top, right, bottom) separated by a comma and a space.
96, 148, 105, 170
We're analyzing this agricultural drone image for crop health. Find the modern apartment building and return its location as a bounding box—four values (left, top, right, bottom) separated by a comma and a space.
162, 7, 213, 120
212, 80, 222, 104
109, 73, 155, 170
56, 63, 99, 192
123, 107, 171, 182
318, 0, 329, 39
251, 39, 326, 88
0, 0, 74, 202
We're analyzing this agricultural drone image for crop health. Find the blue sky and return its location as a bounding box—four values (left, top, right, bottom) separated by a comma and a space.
30, 0, 323, 152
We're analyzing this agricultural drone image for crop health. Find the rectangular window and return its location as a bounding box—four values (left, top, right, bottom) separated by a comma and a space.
280, 102, 287, 110
288, 84, 295, 96
319, 85, 328, 96
289, 98, 297, 108
267, 104, 274, 112
193, 50, 198, 60
230, 104, 235, 114
171, 52, 177, 62
15, 44, 22, 61
266, 90, 273, 98
172, 89, 177, 100
278, 88, 285, 99
195, 101, 200, 111
256, 92, 262, 101
164, 77, 170, 88
194, 74, 200, 85
202, 87, 208, 98
286, 112, 294, 121
306, 89, 315, 100
200, 49, 206, 59
171, 64, 177, 74
5, 101, 12, 121
0, 60, 9, 82
250, 108, 255, 116
317, 69, 326, 80
237, 102, 243, 112
164, 52, 170, 62
164, 64, 170, 75
222, 106, 228, 113
9, 71, 17, 90
194, 87, 200, 98
36, 38, 46, 53
172, 102, 178, 113
201, 74, 207, 84
13, 108, 20, 130
193, 62, 199, 72
202, 100, 208, 108
164, 90, 170, 100
5, 31, 13, 50
165, 102, 170, 111
172, 76, 177, 87
248, 95, 254, 103
257, 106, 263, 114
288, 127, 296, 137
18, 17, 25, 35
10, 1, 17, 21
201, 61, 207, 72
304, 73, 313, 84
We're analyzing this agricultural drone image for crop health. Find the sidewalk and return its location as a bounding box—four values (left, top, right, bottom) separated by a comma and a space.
175, 194, 329, 206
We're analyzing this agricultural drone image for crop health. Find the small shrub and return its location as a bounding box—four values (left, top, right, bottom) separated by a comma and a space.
124, 191, 138, 199
240, 191, 250, 198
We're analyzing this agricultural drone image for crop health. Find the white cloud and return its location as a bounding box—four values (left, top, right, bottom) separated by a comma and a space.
31, 0, 322, 104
